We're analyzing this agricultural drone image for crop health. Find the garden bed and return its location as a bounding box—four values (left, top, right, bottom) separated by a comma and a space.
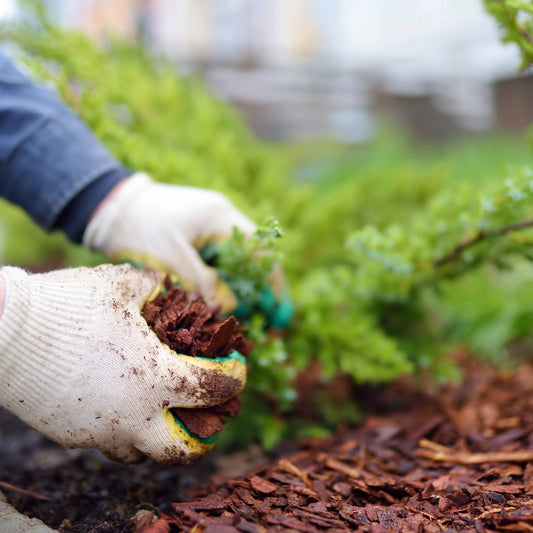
2, 354, 533, 531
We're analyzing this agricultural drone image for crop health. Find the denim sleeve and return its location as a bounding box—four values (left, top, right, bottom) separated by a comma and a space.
0, 50, 130, 242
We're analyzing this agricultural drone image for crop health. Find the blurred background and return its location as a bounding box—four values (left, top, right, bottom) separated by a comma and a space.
1, 0, 528, 144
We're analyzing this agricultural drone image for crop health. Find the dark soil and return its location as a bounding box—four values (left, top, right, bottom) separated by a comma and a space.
3, 355, 533, 531
141, 278, 252, 438
0, 409, 217, 532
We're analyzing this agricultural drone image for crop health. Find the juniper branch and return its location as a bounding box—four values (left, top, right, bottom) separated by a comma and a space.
485, 0, 533, 66
435, 218, 533, 267
503, 0, 533, 46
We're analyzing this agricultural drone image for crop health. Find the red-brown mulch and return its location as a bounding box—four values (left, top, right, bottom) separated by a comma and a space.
137, 355, 533, 533
142, 278, 252, 439
142, 277, 252, 360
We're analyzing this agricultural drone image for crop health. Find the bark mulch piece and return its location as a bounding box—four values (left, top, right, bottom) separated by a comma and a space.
142, 277, 252, 439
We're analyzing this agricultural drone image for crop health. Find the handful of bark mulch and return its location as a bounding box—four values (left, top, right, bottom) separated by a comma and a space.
142, 276, 252, 439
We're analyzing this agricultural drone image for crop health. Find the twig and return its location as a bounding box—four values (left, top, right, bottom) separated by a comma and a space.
417, 439, 450, 453
403, 506, 444, 526
435, 218, 533, 267
476, 506, 533, 531
476, 505, 518, 520
324, 457, 362, 479
278, 458, 313, 489
417, 439, 533, 464
517, 24, 533, 47
88, 524, 115, 533
0, 480, 51, 501
511, 523, 533, 532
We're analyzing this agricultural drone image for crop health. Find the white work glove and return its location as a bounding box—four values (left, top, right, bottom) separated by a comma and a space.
0, 264, 246, 464
83, 173, 256, 312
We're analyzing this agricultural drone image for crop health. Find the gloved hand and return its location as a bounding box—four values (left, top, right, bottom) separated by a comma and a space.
0, 264, 246, 464
83, 173, 256, 313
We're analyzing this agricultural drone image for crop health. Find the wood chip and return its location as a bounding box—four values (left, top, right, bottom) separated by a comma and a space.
250, 476, 277, 494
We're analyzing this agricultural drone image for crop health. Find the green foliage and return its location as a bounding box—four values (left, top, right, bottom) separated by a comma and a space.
214, 219, 284, 313
484, 0, 533, 69
436, 262, 533, 364
288, 265, 411, 382
4, 4, 533, 450
347, 166, 533, 299
340, 166, 533, 375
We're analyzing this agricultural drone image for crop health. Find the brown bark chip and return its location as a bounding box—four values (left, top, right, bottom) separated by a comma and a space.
141, 277, 252, 439
142, 277, 253, 359
250, 476, 277, 494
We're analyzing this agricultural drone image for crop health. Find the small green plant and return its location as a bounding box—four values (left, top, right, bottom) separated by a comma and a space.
213, 218, 284, 314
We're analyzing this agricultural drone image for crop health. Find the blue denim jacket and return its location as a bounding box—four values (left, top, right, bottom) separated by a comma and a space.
0, 50, 129, 242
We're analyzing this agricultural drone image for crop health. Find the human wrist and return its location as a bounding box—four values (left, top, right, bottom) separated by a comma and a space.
53, 168, 131, 243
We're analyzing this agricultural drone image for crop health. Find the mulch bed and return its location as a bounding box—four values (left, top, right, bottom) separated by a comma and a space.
146, 355, 533, 533
2, 354, 533, 532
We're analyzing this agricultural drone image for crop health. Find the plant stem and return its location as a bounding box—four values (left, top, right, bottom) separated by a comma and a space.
435, 218, 533, 267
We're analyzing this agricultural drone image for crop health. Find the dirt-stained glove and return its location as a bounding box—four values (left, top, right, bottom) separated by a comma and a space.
0, 264, 246, 464
83, 173, 256, 313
